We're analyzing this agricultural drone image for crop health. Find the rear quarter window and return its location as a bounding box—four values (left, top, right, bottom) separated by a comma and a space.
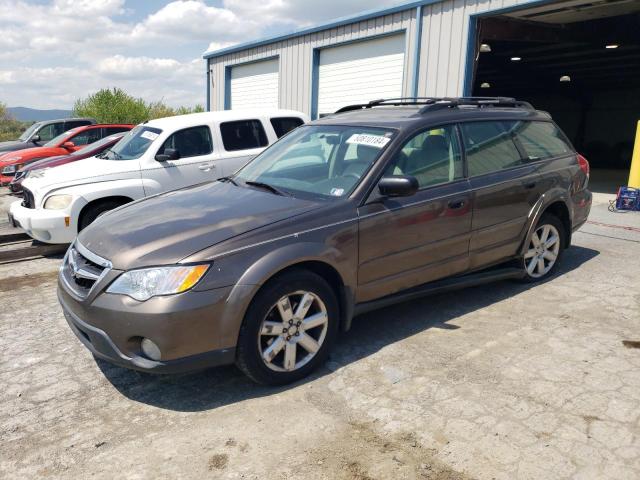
460, 121, 524, 177
514, 121, 572, 161
270, 117, 304, 138
220, 120, 268, 151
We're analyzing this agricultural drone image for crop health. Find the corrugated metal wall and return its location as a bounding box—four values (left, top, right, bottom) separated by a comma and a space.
207, 0, 540, 114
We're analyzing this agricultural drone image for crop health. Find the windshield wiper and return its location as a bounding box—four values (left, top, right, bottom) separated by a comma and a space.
244, 180, 291, 197
217, 176, 238, 186
103, 149, 122, 160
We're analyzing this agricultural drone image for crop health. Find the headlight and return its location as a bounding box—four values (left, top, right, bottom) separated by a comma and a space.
44, 194, 73, 210
2, 164, 18, 174
106, 264, 210, 301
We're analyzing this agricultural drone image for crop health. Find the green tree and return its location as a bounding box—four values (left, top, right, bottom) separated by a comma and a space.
73, 88, 150, 124
73, 88, 207, 124
0, 101, 30, 142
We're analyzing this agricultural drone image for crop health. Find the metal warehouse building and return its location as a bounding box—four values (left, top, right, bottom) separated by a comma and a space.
204, 0, 640, 183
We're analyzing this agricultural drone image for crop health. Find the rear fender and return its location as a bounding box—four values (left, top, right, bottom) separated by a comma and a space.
519, 189, 571, 256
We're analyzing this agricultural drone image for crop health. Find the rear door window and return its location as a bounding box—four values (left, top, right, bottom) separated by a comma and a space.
460, 121, 524, 177
220, 120, 268, 151
513, 121, 572, 161
270, 117, 304, 138
159, 126, 213, 158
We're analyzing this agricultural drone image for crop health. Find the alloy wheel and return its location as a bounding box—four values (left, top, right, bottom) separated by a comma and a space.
524, 223, 561, 278
258, 290, 329, 372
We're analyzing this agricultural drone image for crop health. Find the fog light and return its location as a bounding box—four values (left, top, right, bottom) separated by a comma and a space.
141, 338, 161, 361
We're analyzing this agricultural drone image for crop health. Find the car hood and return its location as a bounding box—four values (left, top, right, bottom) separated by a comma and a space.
78, 181, 322, 270
21, 155, 68, 172
22, 157, 137, 195
0, 146, 48, 164
0, 141, 30, 153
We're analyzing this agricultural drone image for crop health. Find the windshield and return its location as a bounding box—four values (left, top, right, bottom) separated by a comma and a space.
19, 122, 42, 141
74, 135, 121, 156
44, 129, 74, 147
102, 125, 162, 160
234, 125, 395, 200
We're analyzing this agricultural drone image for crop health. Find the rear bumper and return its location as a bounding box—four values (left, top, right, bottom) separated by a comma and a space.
572, 189, 592, 233
58, 289, 237, 374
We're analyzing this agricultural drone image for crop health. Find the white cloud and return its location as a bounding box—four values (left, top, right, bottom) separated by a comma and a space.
0, 0, 403, 109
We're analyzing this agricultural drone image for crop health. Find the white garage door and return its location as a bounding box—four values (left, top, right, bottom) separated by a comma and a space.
230, 58, 279, 110
317, 34, 405, 116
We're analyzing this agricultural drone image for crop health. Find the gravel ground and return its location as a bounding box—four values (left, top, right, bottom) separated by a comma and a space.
0, 188, 639, 480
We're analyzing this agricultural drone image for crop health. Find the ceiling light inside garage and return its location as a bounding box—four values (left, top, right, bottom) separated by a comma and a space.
560, 75, 571, 82
605, 44, 619, 49
480, 82, 491, 88
511, 57, 521, 61
480, 43, 492, 53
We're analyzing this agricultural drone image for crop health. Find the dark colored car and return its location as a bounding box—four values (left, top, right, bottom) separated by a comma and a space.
9, 133, 128, 193
0, 117, 96, 154
58, 97, 592, 385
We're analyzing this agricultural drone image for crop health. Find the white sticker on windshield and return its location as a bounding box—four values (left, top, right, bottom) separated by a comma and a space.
346, 133, 390, 149
141, 131, 159, 141
330, 188, 345, 197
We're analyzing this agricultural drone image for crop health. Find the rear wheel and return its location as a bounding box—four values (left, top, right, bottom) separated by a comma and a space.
521, 213, 565, 282
236, 270, 338, 385
78, 200, 127, 231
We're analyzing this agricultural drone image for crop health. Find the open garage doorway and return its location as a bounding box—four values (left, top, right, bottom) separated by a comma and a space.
469, 0, 640, 193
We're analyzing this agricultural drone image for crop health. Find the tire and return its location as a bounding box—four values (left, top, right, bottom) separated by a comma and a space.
520, 213, 565, 282
78, 200, 126, 232
236, 269, 339, 385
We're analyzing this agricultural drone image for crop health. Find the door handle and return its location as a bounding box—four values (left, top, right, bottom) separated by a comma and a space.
447, 199, 466, 210
524, 181, 537, 189
199, 163, 215, 171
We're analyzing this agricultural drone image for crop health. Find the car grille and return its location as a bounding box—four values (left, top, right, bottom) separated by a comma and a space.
61, 243, 111, 299
22, 188, 35, 208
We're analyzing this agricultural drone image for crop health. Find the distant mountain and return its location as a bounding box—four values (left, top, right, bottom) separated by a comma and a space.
7, 107, 72, 122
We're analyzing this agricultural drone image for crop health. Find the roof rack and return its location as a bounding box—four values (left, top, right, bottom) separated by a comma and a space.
334, 97, 534, 114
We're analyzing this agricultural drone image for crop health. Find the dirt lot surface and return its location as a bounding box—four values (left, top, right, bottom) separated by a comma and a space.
1, 189, 639, 479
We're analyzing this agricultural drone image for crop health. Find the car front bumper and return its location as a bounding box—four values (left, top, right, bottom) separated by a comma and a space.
58, 272, 246, 374
9, 200, 77, 244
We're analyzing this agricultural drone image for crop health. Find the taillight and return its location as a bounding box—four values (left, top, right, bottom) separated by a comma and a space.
577, 154, 590, 178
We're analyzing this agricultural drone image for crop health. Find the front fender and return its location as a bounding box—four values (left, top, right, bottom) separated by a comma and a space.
199, 241, 357, 346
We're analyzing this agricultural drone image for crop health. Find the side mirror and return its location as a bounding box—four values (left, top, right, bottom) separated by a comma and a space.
31, 135, 41, 143
155, 148, 180, 162
378, 175, 419, 197
62, 141, 75, 150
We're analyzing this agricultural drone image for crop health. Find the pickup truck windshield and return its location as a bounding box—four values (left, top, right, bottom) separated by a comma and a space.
103, 126, 162, 160
235, 125, 395, 200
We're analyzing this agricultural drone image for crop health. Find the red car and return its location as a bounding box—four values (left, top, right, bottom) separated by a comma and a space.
0, 124, 133, 185
8, 132, 128, 193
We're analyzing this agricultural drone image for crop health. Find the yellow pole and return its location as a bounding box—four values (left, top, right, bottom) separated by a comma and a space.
629, 120, 640, 188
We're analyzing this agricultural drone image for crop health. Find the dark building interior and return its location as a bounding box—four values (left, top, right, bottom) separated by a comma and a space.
471, 0, 640, 191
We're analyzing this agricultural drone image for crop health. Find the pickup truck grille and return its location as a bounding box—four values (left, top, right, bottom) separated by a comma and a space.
22, 188, 35, 209
61, 243, 110, 299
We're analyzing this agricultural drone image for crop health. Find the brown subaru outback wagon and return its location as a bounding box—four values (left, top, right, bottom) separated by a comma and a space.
58, 97, 592, 385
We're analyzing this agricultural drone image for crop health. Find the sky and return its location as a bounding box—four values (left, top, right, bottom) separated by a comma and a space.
0, 0, 403, 110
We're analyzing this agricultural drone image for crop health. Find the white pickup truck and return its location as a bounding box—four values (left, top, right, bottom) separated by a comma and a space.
9, 110, 308, 244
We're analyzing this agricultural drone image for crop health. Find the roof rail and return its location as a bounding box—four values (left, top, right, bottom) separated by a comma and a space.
334, 97, 534, 115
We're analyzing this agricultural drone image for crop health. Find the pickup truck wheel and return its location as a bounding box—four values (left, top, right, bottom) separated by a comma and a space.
236, 270, 338, 385
520, 213, 565, 282
78, 200, 126, 232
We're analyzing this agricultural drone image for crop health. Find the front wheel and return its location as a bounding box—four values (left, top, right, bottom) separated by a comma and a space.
236, 270, 339, 385
521, 213, 565, 282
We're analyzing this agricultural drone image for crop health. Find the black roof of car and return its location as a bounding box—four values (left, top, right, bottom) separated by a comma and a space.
314, 97, 552, 130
